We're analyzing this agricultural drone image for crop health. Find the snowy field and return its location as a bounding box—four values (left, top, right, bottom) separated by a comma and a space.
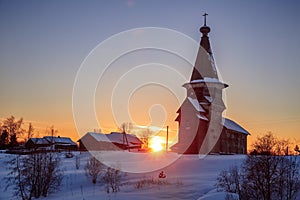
0, 152, 299, 200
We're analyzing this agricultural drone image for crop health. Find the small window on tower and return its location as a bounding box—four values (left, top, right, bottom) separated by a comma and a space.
203, 87, 209, 96
185, 121, 191, 130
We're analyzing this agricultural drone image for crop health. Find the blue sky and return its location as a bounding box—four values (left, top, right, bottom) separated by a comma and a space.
0, 0, 299, 143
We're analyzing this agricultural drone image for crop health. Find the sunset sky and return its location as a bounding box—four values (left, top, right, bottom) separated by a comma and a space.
0, 0, 299, 148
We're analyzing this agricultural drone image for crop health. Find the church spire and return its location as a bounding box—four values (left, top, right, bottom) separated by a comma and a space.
199, 13, 212, 55
190, 13, 217, 81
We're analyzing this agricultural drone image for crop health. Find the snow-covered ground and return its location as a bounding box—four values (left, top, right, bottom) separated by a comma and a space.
0, 152, 299, 200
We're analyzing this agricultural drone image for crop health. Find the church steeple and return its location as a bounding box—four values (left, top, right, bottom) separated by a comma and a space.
190, 13, 217, 81
199, 13, 212, 55
172, 15, 230, 155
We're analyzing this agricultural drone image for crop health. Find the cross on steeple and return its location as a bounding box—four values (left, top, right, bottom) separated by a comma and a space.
203, 13, 208, 26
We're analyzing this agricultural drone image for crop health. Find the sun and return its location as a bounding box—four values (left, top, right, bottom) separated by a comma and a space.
149, 136, 164, 152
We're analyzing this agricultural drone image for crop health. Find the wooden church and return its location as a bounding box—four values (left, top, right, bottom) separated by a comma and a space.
171, 14, 249, 154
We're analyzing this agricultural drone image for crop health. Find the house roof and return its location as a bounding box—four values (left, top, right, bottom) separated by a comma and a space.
85, 132, 111, 142
28, 138, 49, 145
223, 118, 250, 135
84, 132, 143, 146
109, 132, 143, 144
44, 136, 77, 146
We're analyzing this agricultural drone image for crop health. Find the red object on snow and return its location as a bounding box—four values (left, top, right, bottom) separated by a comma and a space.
159, 171, 166, 178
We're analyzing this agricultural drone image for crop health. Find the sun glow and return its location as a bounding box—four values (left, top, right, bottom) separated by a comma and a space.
149, 136, 164, 152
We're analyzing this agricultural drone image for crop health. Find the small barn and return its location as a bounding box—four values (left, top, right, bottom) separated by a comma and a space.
78, 132, 143, 151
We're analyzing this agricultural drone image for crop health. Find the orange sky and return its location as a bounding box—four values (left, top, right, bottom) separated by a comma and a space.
0, 1, 299, 151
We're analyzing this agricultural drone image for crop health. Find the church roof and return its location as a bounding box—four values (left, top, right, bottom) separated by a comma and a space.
223, 118, 250, 135
190, 14, 218, 81
196, 113, 208, 121
187, 97, 206, 112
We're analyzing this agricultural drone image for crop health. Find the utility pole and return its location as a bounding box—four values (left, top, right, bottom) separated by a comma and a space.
166, 126, 169, 152
122, 123, 130, 152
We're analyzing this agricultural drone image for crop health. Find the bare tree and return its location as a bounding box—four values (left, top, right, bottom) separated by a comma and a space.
120, 122, 133, 134
103, 166, 122, 193
85, 156, 103, 184
27, 123, 34, 141
243, 155, 280, 200
251, 132, 293, 156
0, 129, 9, 149
216, 165, 242, 195
1, 116, 25, 148
6, 152, 62, 200
140, 128, 152, 149
281, 156, 300, 200
217, 133, 300, 200
295, 145, 300, 155
251, 132, 277, 155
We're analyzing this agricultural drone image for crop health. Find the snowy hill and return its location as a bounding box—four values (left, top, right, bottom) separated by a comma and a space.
0, 152, 299, 200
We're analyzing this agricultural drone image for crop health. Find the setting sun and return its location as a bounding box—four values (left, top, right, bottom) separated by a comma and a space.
149, 136, 164, 152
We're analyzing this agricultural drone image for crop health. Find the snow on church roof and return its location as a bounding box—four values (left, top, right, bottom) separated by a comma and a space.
188, 97, 205, 112
190, 77, 222, 84
196, 113, 208, 121
204, 96, 212, 103
223, 118, 250, 135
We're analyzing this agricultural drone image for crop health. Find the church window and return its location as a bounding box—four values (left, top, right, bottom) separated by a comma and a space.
203, 87, 209, 96
185, 121, 190, 130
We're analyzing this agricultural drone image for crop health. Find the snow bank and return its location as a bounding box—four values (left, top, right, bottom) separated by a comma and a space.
1, 152, 299, 200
